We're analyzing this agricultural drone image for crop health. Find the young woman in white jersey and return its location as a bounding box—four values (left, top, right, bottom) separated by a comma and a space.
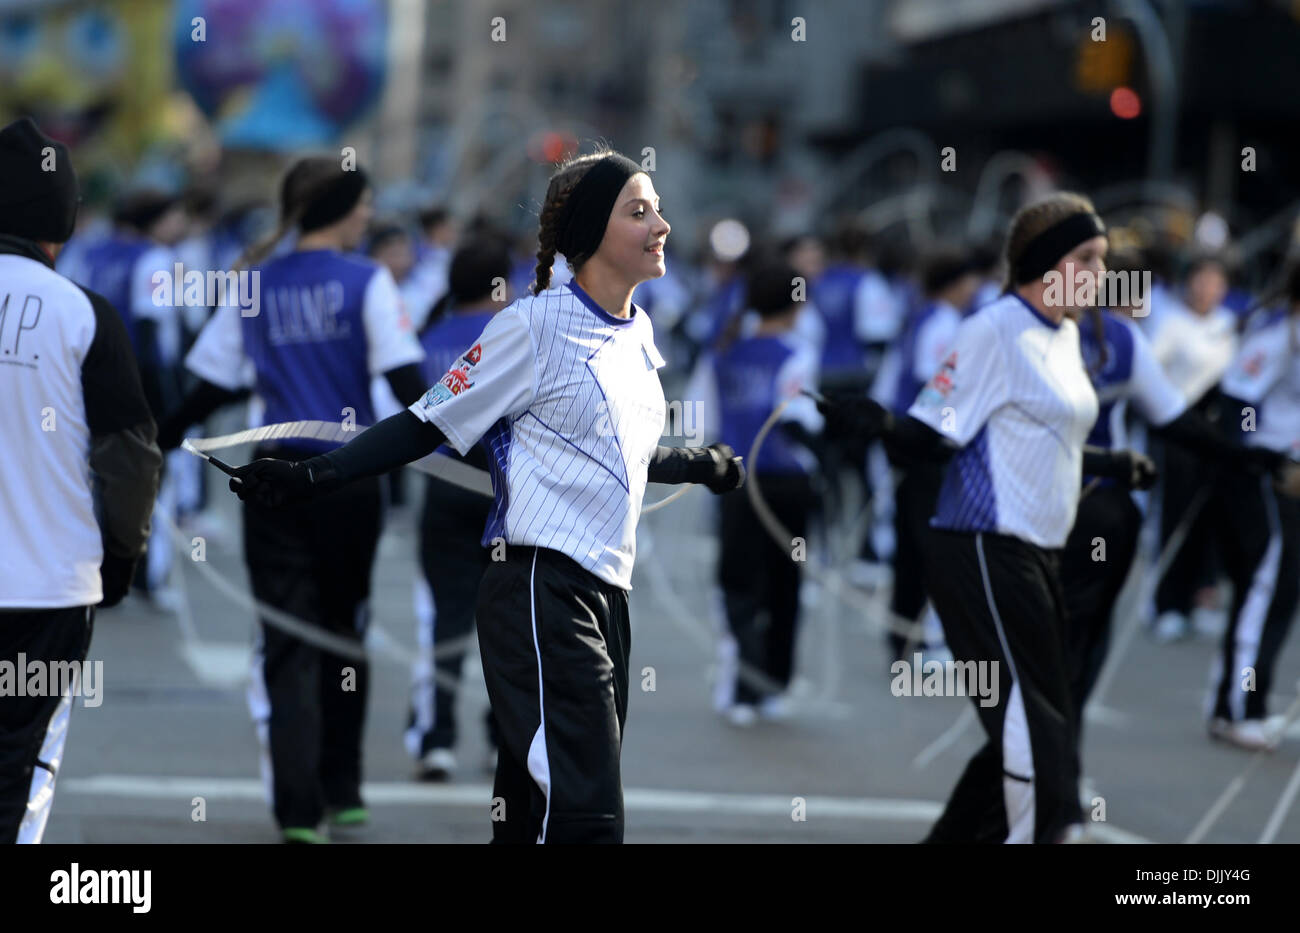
221, 149, 745, 844
820, 193, 1157, 844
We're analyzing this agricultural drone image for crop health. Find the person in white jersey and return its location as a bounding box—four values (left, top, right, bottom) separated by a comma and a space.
216, 149, 746, 844
0, 118, 162, 843
819, 193, 1157, 843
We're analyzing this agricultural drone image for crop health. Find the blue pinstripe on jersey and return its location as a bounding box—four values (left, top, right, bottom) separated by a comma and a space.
934, 425, 998, 531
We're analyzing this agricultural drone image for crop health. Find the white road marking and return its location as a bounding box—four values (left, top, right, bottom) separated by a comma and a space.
57, 774, 1149, 840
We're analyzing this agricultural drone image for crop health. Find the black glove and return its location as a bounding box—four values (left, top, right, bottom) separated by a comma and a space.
700, 443, 746, 493
1114, 449, 1159, 490
228, 457, 336, 508
1276, 459, 1300, 498
98, 552, 138, 608
815, 392, 893, 442
1084, 447, 1158, 490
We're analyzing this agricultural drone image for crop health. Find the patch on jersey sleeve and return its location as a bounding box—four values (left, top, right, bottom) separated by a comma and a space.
422, 383, 454, 407
463, 342, 483, 366
441, 364, 474, 396
916, 351, 957, 407
1240, 351, 1266, 378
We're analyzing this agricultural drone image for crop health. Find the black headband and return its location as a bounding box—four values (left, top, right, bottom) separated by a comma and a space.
298, 168, 369, 234
554, 154, 643, 262
1013, 212, 1107, 284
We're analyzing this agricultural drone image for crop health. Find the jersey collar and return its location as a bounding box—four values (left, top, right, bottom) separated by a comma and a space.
1012, 292, 1062, 330
567, 281, 637, 326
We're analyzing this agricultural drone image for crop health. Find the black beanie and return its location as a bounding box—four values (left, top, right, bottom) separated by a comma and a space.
748, 256, 802, 318
0, 117, 79, 243
281, 157, 370, 234
921, 246, 975, 297
448, 235, 513, 305
112, 189, 181, 234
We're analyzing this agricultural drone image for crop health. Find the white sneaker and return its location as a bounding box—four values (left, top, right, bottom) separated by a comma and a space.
758, 695, 794, 722
418, 748, 457, 780
1264, 715, 1290, 740
1191, 607, 1227, 639
1152, 611, 1189, 643
1208, 717, 1282, 752
726, 704, 758, 728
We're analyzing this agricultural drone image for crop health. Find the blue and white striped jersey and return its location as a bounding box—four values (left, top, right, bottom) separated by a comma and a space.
408, 281, 668, 590
907, 293, 1100, 549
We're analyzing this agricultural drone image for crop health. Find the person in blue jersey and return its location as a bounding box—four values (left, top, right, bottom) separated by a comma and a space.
688, 257, 823, 726
217, 149, 746, 844
405, 235, 512, 779
76, 190, 188, 416
1204, 263, 1300, 751
883, 246, 979, 663
819, 193, 1160, 843
157, 156, 428, 843
686, 245, 747, 364
75, 191, 191, 609
814, 222, 873, 391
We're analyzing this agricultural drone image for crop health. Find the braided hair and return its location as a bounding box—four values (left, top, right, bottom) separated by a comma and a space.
531, 146, 617, 295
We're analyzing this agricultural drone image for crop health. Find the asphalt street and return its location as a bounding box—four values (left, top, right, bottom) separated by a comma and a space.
42, 445, 1300, 844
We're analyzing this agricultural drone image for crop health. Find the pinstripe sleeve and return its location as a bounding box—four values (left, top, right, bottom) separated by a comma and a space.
407, 305, 538, 455
907, 311, 1008, 446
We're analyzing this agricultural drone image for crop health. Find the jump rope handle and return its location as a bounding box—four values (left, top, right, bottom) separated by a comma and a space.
182, 439, 243, 483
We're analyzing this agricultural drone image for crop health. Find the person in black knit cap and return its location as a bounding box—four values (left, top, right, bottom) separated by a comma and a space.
0, 117, 162, 843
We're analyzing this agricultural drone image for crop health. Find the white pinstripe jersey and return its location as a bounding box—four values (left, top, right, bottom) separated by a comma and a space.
408, 281, 667, 590
907, 293, 1099, 549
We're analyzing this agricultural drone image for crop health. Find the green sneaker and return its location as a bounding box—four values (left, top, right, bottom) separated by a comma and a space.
327, 807, 369, 827
282, 827, 329, 844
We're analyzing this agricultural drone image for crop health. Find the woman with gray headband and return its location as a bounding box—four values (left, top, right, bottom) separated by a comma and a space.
220, 148, 746, 843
